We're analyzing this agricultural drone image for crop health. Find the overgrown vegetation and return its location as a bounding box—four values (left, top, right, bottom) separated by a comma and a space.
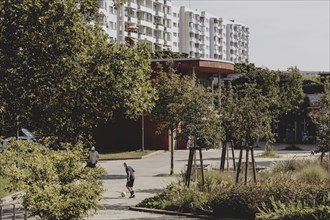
0, 176, 11, 198
137, 159, 330, 219
0, 140, 106, 220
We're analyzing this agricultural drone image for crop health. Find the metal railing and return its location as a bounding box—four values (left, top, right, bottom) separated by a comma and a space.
0, 204, 27, 220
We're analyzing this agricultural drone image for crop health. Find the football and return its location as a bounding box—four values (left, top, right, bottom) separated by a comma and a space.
121, 191, 126, 197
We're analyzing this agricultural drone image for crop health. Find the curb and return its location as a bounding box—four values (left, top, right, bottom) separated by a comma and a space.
99, 150, 165, 161
129, 207, 241, 220
141, 150, 165, 159
99, 157, 142, 161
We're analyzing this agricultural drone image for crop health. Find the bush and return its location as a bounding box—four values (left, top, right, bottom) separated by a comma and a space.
137, 183, 210, 214
295, 165, 330, 181
138, 165, 330, 219
257, 198, 330, 220
0, 140, 106, 220
270, 159, 315, 174
209, 178, 330, 219
198, 171, 234, 192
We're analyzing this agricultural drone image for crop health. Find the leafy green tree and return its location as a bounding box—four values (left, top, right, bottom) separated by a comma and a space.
0, 140, 105, 220
221, 83, 272, 147
278, 67, 305, 116
0, 0, 156, 145
152, 50, 189, 59
233, 64, 304, 147
152, 62, 221, 174
312, 82, 330, 163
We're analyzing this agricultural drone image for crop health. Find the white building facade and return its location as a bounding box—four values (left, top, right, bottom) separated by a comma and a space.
98, 0, 249, 63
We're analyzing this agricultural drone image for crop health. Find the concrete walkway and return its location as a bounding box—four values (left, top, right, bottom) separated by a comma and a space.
87, 144, 318, 219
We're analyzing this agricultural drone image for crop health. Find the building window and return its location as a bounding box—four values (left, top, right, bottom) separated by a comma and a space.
109, 6, 116, 14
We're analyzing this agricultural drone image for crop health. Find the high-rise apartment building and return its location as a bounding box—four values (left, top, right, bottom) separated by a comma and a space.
226, 20, 249, 63
98, 0, 249, 63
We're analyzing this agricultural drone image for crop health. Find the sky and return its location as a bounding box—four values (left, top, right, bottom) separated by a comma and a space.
172, 0, 330, 71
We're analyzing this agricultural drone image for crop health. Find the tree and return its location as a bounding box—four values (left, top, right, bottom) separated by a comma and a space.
220, 83, 272, 183
152, 50, 189, 59
278, 67, 305, 116
233, 64, 305, 145
0, 0, 156, 145
152, 62, 221, 175
312, 82, 330, 164
221, 83, 272, 147
0, 140, 105, 220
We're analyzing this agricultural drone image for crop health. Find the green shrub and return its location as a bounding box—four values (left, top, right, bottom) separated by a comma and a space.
257, 198, 330, 220
198, 171, 234, 192
209, 178, 330, 219
270, 159, 315, 174
138, 173, 330, 219
137, 183, 210, 214
295, 165, 330, 181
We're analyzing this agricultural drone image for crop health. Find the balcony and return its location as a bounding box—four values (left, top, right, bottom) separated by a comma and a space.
127, 31, 138, 39
164, 0, 172, 6
189, 27, 196, 33
154, 10, 164, 17
154, 0, 163, 5
155, 38, 164, 45
155, 24, 164, 31
138, 19, 153, 28
164, 26, 171, 32
137, 4, 153, 14
126, 16, 138, 24
164, 40, 172, 46
126, 2, 138, 8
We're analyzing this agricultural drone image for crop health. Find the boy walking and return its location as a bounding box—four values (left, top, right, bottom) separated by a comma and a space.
124, 162, 135, 198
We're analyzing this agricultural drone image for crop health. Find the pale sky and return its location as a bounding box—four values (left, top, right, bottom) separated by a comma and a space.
173, 0, 330, 71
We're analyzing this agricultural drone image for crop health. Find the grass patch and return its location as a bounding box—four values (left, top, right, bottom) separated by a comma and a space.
153, 173, 181, 177
256, 152, 282, 158
99, 150, 156, 160
0, 176, 11, 198
256, 146, 281, 158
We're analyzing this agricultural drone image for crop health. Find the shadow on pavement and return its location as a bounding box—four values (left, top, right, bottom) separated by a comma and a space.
98, 204, 130, 211
135, 188, 163, 194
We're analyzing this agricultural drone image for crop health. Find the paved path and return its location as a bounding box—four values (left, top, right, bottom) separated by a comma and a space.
87, 144, 317, 219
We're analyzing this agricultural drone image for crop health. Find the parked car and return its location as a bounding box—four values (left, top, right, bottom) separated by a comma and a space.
0, 128, 37, 152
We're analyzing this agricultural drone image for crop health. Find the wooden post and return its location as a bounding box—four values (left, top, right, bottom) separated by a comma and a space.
226, 142, 230, 171
0, 205, 3, 220
186, 148, 194, 187
170, 129, 174, 175
231, 141, 236, 171
141, 112, 144, 152
236, 148, 243, 183
193, 145, 197, 183
13, 204, 15, 220
220, 141, 227, 171
199, 147, 205, 188
251, 146, 257, 183
244, 147, 249, 185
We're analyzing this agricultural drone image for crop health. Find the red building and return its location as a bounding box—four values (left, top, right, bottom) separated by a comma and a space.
94, 58, 234, 152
